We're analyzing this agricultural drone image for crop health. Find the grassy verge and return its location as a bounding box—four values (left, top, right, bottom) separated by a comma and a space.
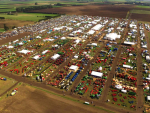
0, 13, 60, 22
30, 85, 115, 113
130, 9, 150, 15
136, 5, 150, 8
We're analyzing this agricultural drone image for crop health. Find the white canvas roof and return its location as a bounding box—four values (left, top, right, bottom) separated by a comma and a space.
61, 37, 66, 40
106, 33, 121, 41
7, 46, 14, 48
121, 89, 127, 93
51, 54, 60, 60
42, 50, 49, 54
18, 50, 32, 54
147, 96, 150, 101
98, 66, 102, 71
69, 65, 78, 71
124, 41, 136, 45
142, 45, 147, 48
75, 39, 80, 44
13, 39, 19, 43
43, 38, 54, 42
19, 42, 23, 45
91, 43, 97, 46
123, 64, 133, 69
115, 85, 122, 90
87, 30, 95, 35
92, 24, 103, 31
146, 55, 150, 60
33, 55, 40, 60
36, 36, 41, 38
91, 71, 103, 78
146, 77, 150, 80
74, 55, 78, 59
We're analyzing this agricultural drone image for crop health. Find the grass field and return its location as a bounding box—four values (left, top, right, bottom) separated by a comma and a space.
0, 13, 60, 22
0, 28, 5, 32
136, 5, 150, 8
0, 75, 17, 95
130, 9, 150, 14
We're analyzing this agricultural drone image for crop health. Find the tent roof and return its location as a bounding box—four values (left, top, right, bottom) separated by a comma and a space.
147, 96, 150, 100
92, 24, 103, 31
106, 33, 121, 40
33, 55, 40, 60
18, 50, 32, 54
123, 64, 133, 69
124, 41, 136, 45
69, 65, 78, 71
51, 54, 60, 60
115, 85, 122, 90
91, 71, 103, 78
42, 50, 49, 54
87, 30, 95, 35
7, 46, 14, 48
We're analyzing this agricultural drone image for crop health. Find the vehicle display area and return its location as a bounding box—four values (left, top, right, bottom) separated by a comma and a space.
0, 15, 150, 113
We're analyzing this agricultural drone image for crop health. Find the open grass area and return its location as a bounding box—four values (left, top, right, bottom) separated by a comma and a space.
0, 13, 60, 22
0, 75, 17, 95
0, 28, 5, 32
130, 9, 150, 14
136, 5, 150, 8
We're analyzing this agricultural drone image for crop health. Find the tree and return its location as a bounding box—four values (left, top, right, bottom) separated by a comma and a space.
4, 24, 9, 31
12, 26, 16, 29
35, 2, 38, 5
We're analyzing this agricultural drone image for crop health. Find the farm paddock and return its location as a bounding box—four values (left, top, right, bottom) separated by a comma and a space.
0, 84, 108, 113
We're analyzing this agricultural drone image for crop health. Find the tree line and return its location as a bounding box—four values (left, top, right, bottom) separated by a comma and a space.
16, 5, 53, 12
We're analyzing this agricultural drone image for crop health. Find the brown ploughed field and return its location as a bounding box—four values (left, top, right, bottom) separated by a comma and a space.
0, 84, 108, 113
30, 5, 134, 19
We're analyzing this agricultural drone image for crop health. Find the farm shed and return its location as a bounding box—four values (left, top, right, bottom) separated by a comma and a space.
51, 54, 60, 60
91, 71, 103, 78
123, 64, 133, 69
69, 65, 79, 71
106, 33, 121, 41
124, 41, 136, 45
18, 50, 32, 54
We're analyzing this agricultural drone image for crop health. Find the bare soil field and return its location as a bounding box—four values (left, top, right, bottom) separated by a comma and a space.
130, 13, 150, 22
0, 84, 108, 113
30, 5, 135, 19
0, 19, 34, 29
